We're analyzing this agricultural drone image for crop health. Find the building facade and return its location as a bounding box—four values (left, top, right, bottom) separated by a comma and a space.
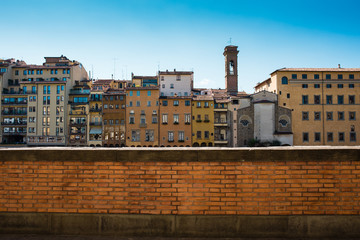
159, 96, 192, 147
256, 68, 360, 146
159, 70, 193, 97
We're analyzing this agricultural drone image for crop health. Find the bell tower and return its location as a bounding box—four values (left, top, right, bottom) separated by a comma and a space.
224, 45, 239, 96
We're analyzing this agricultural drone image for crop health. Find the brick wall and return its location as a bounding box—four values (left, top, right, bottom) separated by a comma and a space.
1, 148, 360, 215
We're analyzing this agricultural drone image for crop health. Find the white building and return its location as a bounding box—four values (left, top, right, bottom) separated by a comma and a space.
159, 70, 193, 97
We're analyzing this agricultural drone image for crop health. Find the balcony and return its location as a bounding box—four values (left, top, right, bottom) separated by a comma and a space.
69, 111, 87, 115
214, 106, 228, 112
2, 111, 27, 116
214, 136, 228, 144
70, 89, 90, 95
1, 121, 27, 126
68, 101, 89, 105
69, 121, 86, 126
90, 108, 102, 112
2, 91, 26, 95
2, 131, 27, 136
69, 131, 86, 135
2, 100, 27, 105
214, 119, 228, 126
90, 122, 102, 126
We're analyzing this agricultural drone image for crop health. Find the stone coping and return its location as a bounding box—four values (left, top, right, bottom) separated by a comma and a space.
0, 147, 359, 162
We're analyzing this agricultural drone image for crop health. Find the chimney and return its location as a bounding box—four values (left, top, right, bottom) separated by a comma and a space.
338, 64, 341, 68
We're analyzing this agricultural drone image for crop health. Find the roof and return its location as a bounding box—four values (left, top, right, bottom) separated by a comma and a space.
93, 79, 114, 85
192, 95, 214, 101
159, 96, 192, 100
254, 78, 271, 88
271, 67, 360, 75
132, 75, 157, 79
126, 86, 159, 90
12, 65, 71, 69
158, 70, 193, 75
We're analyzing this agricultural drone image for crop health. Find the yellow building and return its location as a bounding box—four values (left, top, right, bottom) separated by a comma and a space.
256, 68, 360, 146
191, 94, 214, 147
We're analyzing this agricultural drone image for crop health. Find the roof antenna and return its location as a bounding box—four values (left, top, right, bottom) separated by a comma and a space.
227, 37, 232, 45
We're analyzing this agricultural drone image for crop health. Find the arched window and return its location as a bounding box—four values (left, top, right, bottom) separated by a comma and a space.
281, 77, 288, 85
229, 61, 234, 75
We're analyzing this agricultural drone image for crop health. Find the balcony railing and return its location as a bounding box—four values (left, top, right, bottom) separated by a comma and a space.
214, 119, 228, 124
69, 111, 87, 115
69, 131, 86, 135
70, 89, 90, 95
2, 100, 27, 105
89, 108, 102, 112
1, 121, 27, 126
2, 111, 27, 115
2, 91, 26, 95
2, 131, 27, 135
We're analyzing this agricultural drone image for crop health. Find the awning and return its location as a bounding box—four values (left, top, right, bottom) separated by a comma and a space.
89, 128, 102, 134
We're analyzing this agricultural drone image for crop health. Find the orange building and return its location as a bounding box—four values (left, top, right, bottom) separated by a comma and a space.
125, 87, 159, 147
102, 89, 126, 147
159, 96, 192, 147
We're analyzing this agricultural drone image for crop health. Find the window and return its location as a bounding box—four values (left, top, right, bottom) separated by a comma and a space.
178, 131, 184, 142
303, 132, 309, 142
152, 116, 158, 124
326, 74, 331, 80
162, 114, 168, 124
43, 86, 46, 94
339, 132, 345, 142
129, 116, 135, 124
170, 84, 174, 89
197, 131, 201, 139
314, 112, 321, 121
136, 91, 140, 96
350, 132, 356, 142
129, 91, 133, 96
204, 102, 209, 108
302, 74, 307, 79
136, 101, 140, 107
173, 114, 179, 124
302, 95, 308, 104
197, 102, 201, 108
146, 101, 151, 107
338, 84, 343, 88
61, 85, 64, 91
349, 74, 354, 79
326, 84, 332, 88
302, 84, 308, 88
55, 69, 58, 74
162, 100, 168, 106
140, 115, 146, 125
185, 100, 190, 106
281, 77, 288, 85
176, 75, 181, 81
128, 101, 132, 107
47, 86, 51, 94
204, 131, 209, 139
131, 130, 140, 142
287, 93, 290, 99
302, 112, 309, 120
173, 100, 179, 106
314, 95, 320, 104
349, 95, 355, 104
161, 76, 164, 81
162, 84, 165, 89
23, 70, 27, 75
204, 114, 209, 122
349, 84, 354, 88
326, 112, 333, 120
145, 130, 154, 142
15, 70, 19, 76
327, 132, 333, 142
338, 74, 343, 79
314, 74, 319, 79
185, 114, 191, 124
338, 95, 344, 104
326, 95, 332, 104
314, 84, 320, 88
168, 131, 174, 142
349, 112, 356, 120
291, 74, 297, 79
314, 132, 321, 142
338, 111, 344, 120
147, 91, 151, 96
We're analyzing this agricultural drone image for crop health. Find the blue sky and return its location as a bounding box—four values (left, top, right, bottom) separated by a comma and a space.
1, 0, 360, 93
